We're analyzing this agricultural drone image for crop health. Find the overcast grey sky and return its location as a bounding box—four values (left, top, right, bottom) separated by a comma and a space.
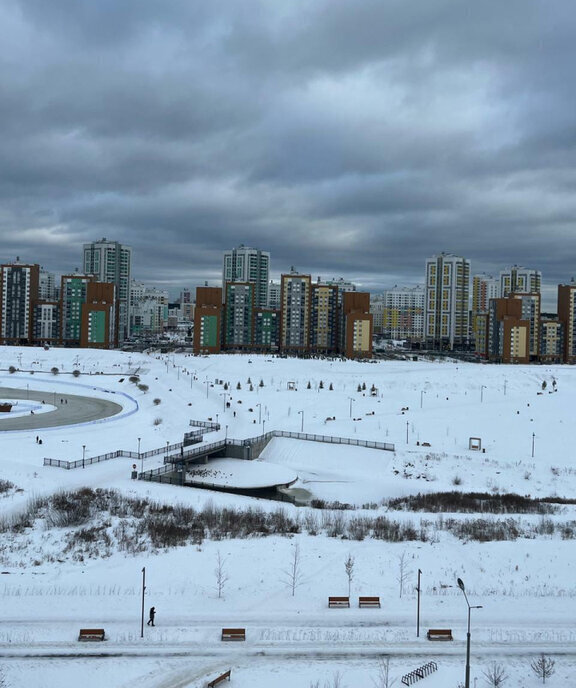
1, 0, 575, 307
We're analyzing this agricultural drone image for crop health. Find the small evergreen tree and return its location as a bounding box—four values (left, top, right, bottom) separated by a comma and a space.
236, 382, 241, 390
307, 381, 311, 389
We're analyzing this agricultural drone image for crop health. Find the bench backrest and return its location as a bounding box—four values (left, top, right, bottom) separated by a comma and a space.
328, 597, 349, 602
78, 628, 105, 639
359, 596, 380, 601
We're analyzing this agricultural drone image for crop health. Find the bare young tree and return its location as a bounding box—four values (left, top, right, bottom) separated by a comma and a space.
344, 554, 355, 597
371, 657, 396, 688
530, 654, 556, 684
283, 543, 303, 596
483, 662, 508, 687
214, 550, 229, 599
396, 551, 411, 599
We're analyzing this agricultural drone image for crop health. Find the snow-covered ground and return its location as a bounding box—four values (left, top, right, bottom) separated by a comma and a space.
0, 347, 575, 687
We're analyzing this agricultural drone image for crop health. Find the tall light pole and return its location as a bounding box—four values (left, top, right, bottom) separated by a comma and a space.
480, 385, 486, 403
532, 432, 535, 458
82, 444, 86, 468
298, 410, 304, 432
406, 420, 409, 444
221, 392, 229, 411
416, 568, 422, 637
256, 403, 262, 424
225, 425, 228, 441
166, 440, 170, 462
503, 378, 507, 396
204, 379, 209, 398
140, 567, 146, 638
262, 420, 266, 435
348, 397, 354, 418
420, 390, 425, 408
457, 577, 482, 688
138, 437, 142, 474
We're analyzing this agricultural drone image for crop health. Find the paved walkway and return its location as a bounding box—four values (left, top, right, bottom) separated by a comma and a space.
0, 387, 123, 430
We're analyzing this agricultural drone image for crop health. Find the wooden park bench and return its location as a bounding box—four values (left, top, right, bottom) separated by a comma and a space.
328, 596, 350, 608
207, 669, 231, 687
78, 628, 105, 641
427, 628, 453, 641
221, 628, 245, 641
358, 596, 381, 608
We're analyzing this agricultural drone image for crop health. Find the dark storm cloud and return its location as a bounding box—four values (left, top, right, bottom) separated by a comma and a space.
1, 0, 575, 306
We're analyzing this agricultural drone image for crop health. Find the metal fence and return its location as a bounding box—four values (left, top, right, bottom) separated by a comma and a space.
45, 423, 394, 471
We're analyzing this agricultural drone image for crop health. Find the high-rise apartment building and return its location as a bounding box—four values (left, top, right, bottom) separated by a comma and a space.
341, 292, 373, 358
223, 282, 254, 350
222, 245, 270, 309
80, 282, 117, 349
193, 287, 222, 354
511, 293, 541, 360
130, 281, 169, 336
472, 273, 500, 348
83, 238, 131, 342
540, 317, 564, 363
371, 286, 424, 341
0, 262, 40, 344
268, 281, 281, 310
499, 266, 541, 297
558, 282, 576, 363
60, 274, 96, 346
280, 272, 312, 352
39, 268, 57, 301
310, 284, 339, 352
424, 253, 470, 350
488, 298, 530, 364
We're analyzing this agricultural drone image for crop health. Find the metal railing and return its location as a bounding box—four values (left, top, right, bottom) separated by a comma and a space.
45, 424, 394, 471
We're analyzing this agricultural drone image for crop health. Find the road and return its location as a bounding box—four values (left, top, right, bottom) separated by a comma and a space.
0, 386, 123, 430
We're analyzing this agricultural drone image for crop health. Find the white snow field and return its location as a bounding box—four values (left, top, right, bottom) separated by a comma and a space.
0, 347, 575, 687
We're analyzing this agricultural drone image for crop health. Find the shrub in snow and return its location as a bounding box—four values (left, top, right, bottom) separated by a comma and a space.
259, 379, 264, 387
72, 369, 81, 377
483, 661, 508, 687
452, 475, 463, 485
153, 417, 162, 426
8, 366, 16, 374
129, 375, 140, 384
153, 398, 161, 405
530, 654, 555, 684
137, 383, 149, 393
51, 367, 59, 375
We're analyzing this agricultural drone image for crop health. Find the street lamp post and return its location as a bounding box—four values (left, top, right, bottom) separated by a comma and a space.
480, 385, 486, 403
221, 392, 229, 411
140, 567, 146, 638
204, 379, 209, 398
298, 410, 304, 432
256, 403, 262, 424
406, 420, 409, 444
348, 397, 354, 418
225, 425, 228, 441
416, 568, 422, 637
138, 437, 142, 474
532, 432, 535, 458
262, 420, 266, 435
457, 578, 483, 688
420, 390, 425, 408
166, 440, 170, 462
82, 444, 86, 468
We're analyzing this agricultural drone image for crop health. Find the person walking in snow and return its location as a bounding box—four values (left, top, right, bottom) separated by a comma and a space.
147, 606, 156, 626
